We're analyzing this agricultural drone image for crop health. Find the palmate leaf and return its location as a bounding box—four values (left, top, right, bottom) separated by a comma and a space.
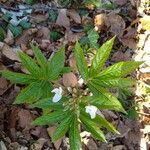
80, 110, 119, 134
48, 47, 65, 80
52, 113, 73, 142
18, 51, 41, 77
74, 41, 89, 80
1, 70, 36, 84
92, 78, 136, 88
89, 37, 115, 77
87, 82, 126, 113
32, 110, 69, 126
96, 61, 143, 79
69, 116, 81, 150
80, 114, 107, 142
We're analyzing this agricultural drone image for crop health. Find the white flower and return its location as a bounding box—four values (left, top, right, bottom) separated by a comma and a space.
85, 105, 98, 119
51, 87, 62, 103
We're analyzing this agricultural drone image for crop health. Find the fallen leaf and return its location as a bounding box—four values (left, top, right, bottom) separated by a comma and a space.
0, 77, 8, 95
67, 9, 81, 24
114, 0, 127, 6
105, 13, 125, 37
1, 44, 20, 61
37, 27, 50, 40
63, 72, 78, 87
94, 13, 107, 31
18, 109, 33, 129
112, 145, 127, 150
31, 13, 49, 23
47, 126, 62, 150
69, 53, 77, 71
112, 51, 129, 62
56, 9, 70, 29
0, 141, 7, 150
120, 38, 137, 49
4, 29, 14, 45
30, 138, 47, 150
140, 16, 150, 31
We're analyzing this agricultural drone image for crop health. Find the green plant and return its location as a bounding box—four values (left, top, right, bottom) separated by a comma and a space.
1, 37, 142, 149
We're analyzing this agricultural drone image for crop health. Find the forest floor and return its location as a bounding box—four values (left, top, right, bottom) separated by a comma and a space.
0, 0, 150, 150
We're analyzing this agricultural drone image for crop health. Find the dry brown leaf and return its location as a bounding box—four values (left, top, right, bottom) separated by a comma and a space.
65, 30, 85, 43
16, 28, 37, 46
1, 44, 20, 61
18, 109, 33, 129
67, 9, 81, 24
94, 13, 107, 31
56, 9, 70, 29
47, 126, 62, 150
31, 13, 49, 23
69, 53, 77, 71
0, 77, 8, 95
105, 13, 125, 37
120, 38, 137, 49
63, 72, 78, 87
4, 29, 14, 45
30, 138, 47, 150
114, 0, 127, 6
37, 27, 50, 40
112, 51, 129, 62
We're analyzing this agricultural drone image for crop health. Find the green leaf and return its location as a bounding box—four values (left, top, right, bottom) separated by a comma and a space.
80, 110, 118, 134
80, 114, 107, 142
0, 27, 5, 41
50, 31, 62, 41
52, 113, 73, 141
2, 12, 12, 22
91, 78, 136, 88
74, 41, 89, 80
96, 61, 143, 79
88, 29, 99, 49
87, 82, 126, 113
69, 116, 81, 150
18, 51, 41, 77
89, 37, 115, 77
84, 0, 100, 7
25, 0, 34, 4
31, 97, 66, 110
8, 24, 22, 38
30, 44, 47, 68
48, 47, 65, 80
1, 70, 36, 84
32, 110, 68, 125
15, 81, 52, 104
49, 10, 58, 23
19, 20, 31, 29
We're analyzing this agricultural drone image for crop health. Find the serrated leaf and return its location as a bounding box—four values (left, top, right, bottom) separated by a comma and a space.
96, 61, 142, 79
91, 78, 136, 88
8, 24, 22, 38
31, 44, 47, 68
80, 110, 118, 134
1, 70, 36, 84
48, 47, 65, 80
15, 81, 52, 104
88, 29, 99, 49
89, 37, 115, 77
87, 82, 126, 113
52, 113, 73, 141
18, 51, 41, 77
31, 97, 66, 110
80, 114, 107, 142
74, 41, 89, 80
32, 110, 68, 125
50, 31, 62, 41
69, 116, 81, 150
